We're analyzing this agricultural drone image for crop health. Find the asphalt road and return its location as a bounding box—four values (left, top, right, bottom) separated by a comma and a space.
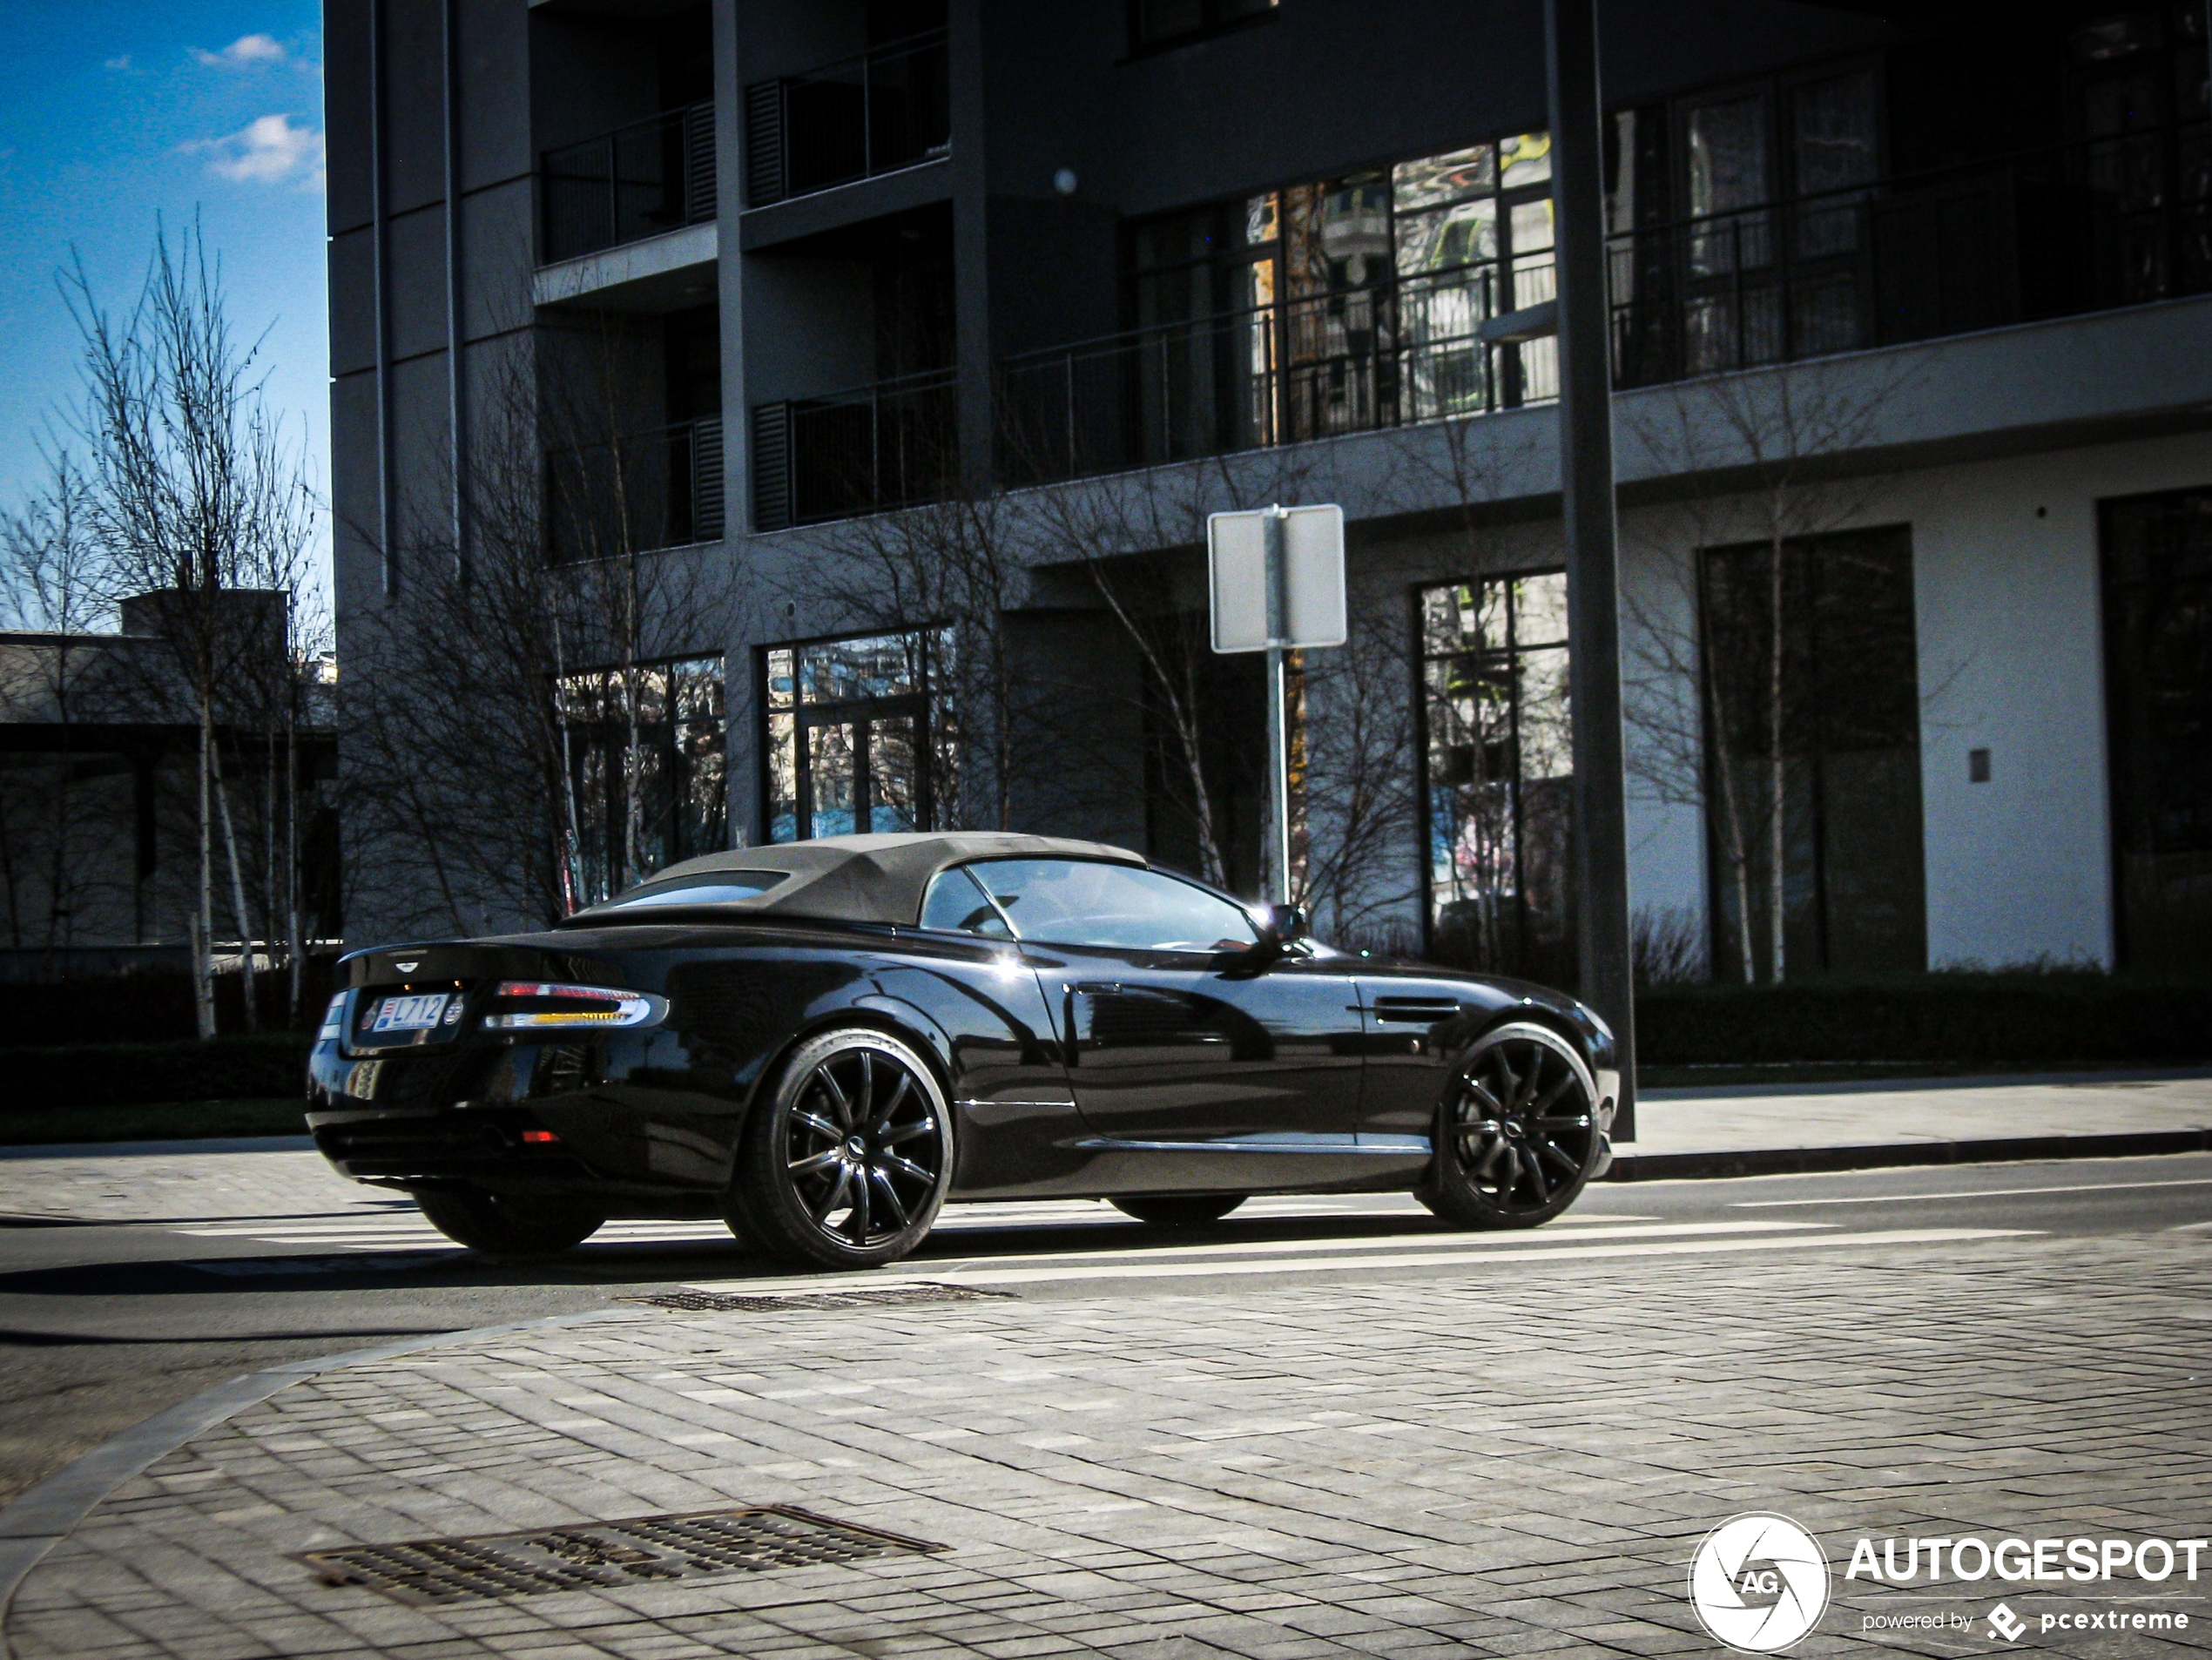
3, 1149, 2210, 1509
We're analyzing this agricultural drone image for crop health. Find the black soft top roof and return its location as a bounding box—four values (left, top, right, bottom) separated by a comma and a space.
559, 832, 1148, 929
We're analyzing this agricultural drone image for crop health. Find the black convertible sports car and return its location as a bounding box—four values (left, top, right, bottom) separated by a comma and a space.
307, 832, 1620, 1269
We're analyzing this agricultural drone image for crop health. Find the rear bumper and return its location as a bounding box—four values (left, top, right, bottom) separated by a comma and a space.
306, 1107, 592, 1190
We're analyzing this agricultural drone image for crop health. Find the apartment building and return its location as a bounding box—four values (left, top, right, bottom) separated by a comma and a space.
326, 0, 2212, 985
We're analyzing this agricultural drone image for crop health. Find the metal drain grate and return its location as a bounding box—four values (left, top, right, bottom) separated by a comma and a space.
632, 1282, 1016, 1312
299, 1504, 945, 1604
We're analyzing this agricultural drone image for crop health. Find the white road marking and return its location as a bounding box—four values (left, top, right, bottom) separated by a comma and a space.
903, 1218, 1806, 1271
172, 1201, 1662, 1255
1732, 1176, 2212, 1208
685, 1225, 2036, 1294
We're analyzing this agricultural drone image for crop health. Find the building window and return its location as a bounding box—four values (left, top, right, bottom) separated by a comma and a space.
1131, 0, 1275, 51
2101, 485, 2212, 972
1700, 526, 1925, 981
556, 656, 726, 908
1420, 573, 1575, 986
763, 628, 957, 841
1117, 131, 1557, 465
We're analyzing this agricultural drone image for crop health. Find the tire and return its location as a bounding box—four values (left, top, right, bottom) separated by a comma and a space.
1109, 1194, 1246, 1226
1416, 1021, 1601, 1231
731, 1027, 954, 1271
411, 1187, 606, 1256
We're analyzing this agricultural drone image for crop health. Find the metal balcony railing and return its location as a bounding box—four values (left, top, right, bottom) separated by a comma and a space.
547, 416, 725, 562
541, 101, 716, 265
999, 260, 1559, 486
1608, 120, 2212, 387
750, 372, 958, 531
1002, 119, 2209, 489
744, 30, 951, 207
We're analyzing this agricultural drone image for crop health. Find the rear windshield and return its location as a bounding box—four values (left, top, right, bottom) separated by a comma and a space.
583, 870, 789, 914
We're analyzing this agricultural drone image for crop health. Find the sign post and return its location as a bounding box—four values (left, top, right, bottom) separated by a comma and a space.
1207, 503, 1346, 906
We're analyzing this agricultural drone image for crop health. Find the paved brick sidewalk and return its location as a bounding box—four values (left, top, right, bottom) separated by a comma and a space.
1634, 1071, 2212, 1157
9, 1233, 2212, 1659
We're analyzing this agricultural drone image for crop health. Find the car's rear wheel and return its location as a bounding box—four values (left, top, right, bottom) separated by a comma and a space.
1109, 1194, 1246, 1226
1416, 1021, 1600, 1230
411, 1187, 606, 1256
732, 1028, 953, 1271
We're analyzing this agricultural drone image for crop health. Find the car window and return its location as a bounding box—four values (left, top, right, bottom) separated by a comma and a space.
962, 859, 1258, 952
919, 867, 1014, 938
590, 870, 789, 913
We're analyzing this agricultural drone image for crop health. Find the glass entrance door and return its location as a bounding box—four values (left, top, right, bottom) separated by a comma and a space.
795, 701, 929, 839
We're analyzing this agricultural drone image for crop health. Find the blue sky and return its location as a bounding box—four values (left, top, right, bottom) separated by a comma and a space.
0, 3, 327, 553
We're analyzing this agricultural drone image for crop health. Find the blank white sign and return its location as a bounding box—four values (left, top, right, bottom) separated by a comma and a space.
1207, 503, 1347, 652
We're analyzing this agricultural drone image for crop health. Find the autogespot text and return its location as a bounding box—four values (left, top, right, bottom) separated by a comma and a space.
1848, 1535, 2208, 1584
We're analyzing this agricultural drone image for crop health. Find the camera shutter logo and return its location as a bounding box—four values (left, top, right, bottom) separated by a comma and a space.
1689, 1513, 1831, 1653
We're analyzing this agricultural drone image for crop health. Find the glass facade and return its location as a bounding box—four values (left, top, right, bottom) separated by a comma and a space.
1114, 132, 1561, 469
1700, 527, 1925, 979
2101, 486, 2212, 972
763, 628, 957, 842
1420, 574, 1576, 987
556, 657, 727, 908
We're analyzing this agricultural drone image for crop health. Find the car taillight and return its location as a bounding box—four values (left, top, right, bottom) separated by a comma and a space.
318, 993, 347, 1042
481, 982, 664, 1031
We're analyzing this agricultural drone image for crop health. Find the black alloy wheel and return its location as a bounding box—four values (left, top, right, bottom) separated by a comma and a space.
732, 1028, 953, 1270
410, 1186, 606, 1256
1416, 1020, 1600, 1230
1109, 1194, 1247, 1226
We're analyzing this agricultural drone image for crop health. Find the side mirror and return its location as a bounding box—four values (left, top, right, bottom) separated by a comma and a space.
1258, 903, 1308, 947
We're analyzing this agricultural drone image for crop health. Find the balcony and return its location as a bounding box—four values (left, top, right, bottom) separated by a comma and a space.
1609, 122, 2212, 386
1000, 262, 1558, 486
750, 372, 957, 531
542, 102, 716, 266
743, 30, 950, 208
547, 415, 725, 562
1005, 119, 2209, 489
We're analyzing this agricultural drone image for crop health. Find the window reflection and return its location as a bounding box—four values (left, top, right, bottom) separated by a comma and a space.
556, 656, 727, 908
1419, 575, 1575, 987
763, 627, 954, 842
1116, 125, 1563, 467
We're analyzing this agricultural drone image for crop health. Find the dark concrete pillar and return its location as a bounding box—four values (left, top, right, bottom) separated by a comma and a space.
1545, 0, 1637, 1140
948, 0, 994, 494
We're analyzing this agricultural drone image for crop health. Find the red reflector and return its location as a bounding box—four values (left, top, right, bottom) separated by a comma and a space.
521, 1129, 560, 1144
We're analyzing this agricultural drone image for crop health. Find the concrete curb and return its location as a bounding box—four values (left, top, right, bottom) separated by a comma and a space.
1607, 1127, 2212, 1181
0, 1307, 648, 1657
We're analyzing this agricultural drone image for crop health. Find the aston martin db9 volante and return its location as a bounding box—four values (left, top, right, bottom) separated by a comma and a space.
307, 833, 1620, 1269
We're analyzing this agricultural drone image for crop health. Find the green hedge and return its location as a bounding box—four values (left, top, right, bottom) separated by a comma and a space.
3, 1033, 315, 1110
1635, 973, 2212, 1067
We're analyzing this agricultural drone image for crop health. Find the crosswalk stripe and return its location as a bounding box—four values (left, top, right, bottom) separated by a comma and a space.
685, 1225, 2035, 1293
898, 1218, 1815, 1272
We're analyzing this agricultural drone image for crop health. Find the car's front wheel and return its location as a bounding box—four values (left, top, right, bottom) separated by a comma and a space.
732, 1027, 954, 1271
1416, 1021, 1601, 1230
411, 1187, 606, 1255
1109, 1194, 1246, 1226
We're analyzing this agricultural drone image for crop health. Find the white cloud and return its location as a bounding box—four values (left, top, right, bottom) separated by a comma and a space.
191, 34, 288, 69
184, 113, 325, 190
105, 54, 133, 71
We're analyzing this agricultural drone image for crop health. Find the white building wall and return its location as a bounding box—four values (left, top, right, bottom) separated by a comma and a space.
1608, 429, 2212, 974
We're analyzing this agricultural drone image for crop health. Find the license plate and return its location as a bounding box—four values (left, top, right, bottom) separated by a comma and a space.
370, 992, 450, 1033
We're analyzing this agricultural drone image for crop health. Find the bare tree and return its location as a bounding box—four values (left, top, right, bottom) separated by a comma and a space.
63, 223, 317, 1036
0, 451, 105, 952
1619, 352, 1925, 983
775, 488, 1030, 834
1015, 450, 1333, 894
346, 330, 737, 936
